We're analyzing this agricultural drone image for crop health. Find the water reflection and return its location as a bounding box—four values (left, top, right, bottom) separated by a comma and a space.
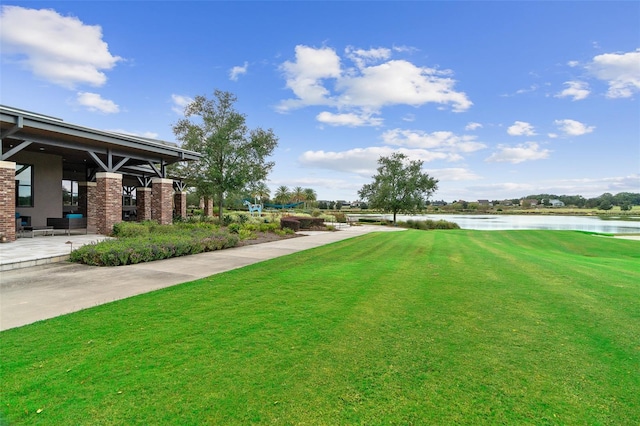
353, 214, 640, 234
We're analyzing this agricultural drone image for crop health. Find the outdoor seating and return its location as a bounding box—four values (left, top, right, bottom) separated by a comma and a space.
47, 214, 87, 235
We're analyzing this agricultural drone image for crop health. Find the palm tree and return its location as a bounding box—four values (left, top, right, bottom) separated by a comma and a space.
291, 186, 306, 204
274, 185, 291, 206
303, 188, 317, 209
251, 181, 270, 203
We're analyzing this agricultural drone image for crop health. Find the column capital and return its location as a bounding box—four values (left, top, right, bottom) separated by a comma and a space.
151, 177, 174, 185
0, 160, 16, 169
96, 172, 122, 180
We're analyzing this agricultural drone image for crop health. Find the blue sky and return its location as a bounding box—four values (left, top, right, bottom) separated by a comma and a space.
1, 1, 639, 202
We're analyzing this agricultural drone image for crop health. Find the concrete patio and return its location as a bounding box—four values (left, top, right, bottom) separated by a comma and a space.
0, 233, 110, 271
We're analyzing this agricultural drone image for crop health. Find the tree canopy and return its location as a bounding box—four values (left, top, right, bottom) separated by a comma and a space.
172, 90, 278, 218
358, 152, 438, 222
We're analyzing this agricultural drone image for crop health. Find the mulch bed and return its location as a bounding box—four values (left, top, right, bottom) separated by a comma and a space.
236, 231, 304, 247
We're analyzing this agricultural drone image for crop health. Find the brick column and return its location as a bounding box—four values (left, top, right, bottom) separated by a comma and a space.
151, 178, 173, 225
174, 191, 187, 219
136, 187, 152, 222
204, 197, 214, 217
0, 161, 16, 242
80, 182, 97, 233
96, 172, 122, 235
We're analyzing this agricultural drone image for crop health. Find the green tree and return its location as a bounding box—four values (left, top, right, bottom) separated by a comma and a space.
303, 188, 317, 209
358, 152, 438, 223
172, 90, 278, 219
249, 181, 270, 203
274, 185, 291, 206
291, 186, 306, 204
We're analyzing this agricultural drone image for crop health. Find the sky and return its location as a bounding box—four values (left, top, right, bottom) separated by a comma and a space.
1, 1, 639, 203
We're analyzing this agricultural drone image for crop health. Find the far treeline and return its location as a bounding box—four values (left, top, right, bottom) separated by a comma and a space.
432, 192, 640, 211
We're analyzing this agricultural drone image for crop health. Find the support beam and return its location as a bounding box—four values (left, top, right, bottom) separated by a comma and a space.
1, 140, 32, 161
0, 115, 23, 140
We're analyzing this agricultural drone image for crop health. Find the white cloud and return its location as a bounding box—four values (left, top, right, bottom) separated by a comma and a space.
507, 121, 536, 136
316, 111, 383, 127
299, 146, 461, 177
345, 46, 391, 69
76, 92, 119, 113
555, 81, 590, 101
278, 44, 472, 118
554, 119, 595, 136
567, 60, 580, 67
171, 94, 193, 115
587, 48, 640, 98
110, 129, 160, 139
485, 142, 550, 164
278, 45, 342, 111
229, 62, 248, 81
336, 59, 472, 112
381, 129, 486, 153
425, 167, 482, 181
0, 5, 122, 89
465, 122, 483, 131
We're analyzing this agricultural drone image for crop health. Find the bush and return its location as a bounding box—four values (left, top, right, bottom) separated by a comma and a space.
112, 221, 150, 238
281, 218, 300, 232
70, 228, 238, 266
399, 219, 461, 230
282, 216, 325, 229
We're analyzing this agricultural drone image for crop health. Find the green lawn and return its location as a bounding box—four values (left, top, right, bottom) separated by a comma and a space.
1, 230, 639, 425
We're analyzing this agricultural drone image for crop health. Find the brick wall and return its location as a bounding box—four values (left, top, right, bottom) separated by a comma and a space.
0, 161, 16, 242
137, 187, 152, 221
151, 178, 173, 225
204, 197, 214, 217
96, 172, 122, 235
174, 191, 187, 219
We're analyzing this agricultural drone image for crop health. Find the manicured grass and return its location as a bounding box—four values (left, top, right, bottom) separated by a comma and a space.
1, 230, 638, 424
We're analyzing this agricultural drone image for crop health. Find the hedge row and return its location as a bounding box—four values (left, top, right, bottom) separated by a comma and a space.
399, 219, 461, 230
280, 216, 326, 231
70, 230, 238, 266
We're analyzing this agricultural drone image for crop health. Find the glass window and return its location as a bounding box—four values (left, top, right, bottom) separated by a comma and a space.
123, 187, 137, 206
15, 164, 33, 207
62, 180, 79, 206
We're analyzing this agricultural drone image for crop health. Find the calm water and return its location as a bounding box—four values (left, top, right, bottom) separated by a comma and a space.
352, 214, 640, 234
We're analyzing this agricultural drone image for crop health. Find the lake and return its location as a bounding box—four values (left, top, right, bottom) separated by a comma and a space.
349, 214, 640, 234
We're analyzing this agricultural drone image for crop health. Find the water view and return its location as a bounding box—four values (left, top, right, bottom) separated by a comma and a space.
352, 214, 640, 234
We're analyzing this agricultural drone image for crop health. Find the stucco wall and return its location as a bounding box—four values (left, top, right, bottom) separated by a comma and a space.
13, 151, 63, 227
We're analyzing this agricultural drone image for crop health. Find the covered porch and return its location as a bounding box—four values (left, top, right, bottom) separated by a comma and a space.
1, 106, 200, 242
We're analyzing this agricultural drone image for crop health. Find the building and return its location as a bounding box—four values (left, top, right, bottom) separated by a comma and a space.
549, 199, 565, 207
1, 105, 200, 242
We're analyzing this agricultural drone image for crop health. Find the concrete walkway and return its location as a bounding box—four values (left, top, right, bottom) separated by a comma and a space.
0, 226, 403, 331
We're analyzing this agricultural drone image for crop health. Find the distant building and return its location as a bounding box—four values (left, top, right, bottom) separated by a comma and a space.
521, 198, 539, 207
549, 199, 565, 207
478, 199, 490, 206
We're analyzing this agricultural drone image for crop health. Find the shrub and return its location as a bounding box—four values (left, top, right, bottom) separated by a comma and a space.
399, 219, 460, 230
70, 230, 239, 266
112, 221, 150, 238
282, 216, 325, 229
333, 212, 347, 223
281, 218, 300, 232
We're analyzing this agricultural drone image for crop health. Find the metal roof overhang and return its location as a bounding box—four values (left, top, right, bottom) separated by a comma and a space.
0, 105, 201, 180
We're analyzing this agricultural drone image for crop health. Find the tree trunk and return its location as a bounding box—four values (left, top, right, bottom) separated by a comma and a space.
217, 194, 224, 220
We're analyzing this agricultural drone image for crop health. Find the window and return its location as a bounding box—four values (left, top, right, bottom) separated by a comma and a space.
15, 164, 33, 207
123, 186, 136, 206
62, 180, 79, 206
